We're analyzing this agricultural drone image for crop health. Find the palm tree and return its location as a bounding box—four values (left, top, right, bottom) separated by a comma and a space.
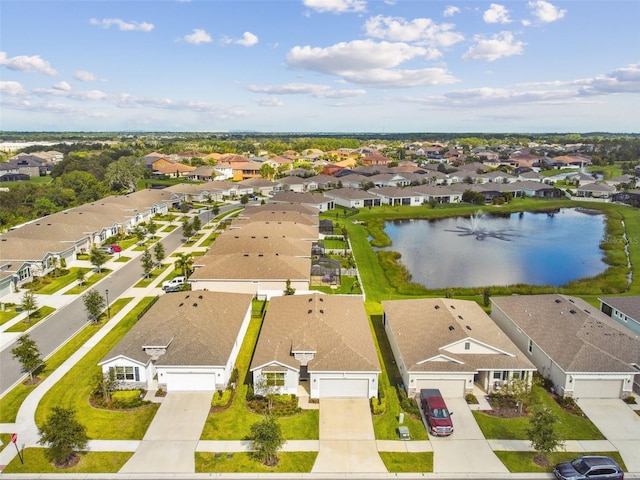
174, 253, 194, 278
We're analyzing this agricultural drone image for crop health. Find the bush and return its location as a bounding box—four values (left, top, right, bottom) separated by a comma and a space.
211, 389, 233, 408
371, 396, 386, 415
397, 386, 420, 417
624, 395, 636, 404
465, 393, 479, 404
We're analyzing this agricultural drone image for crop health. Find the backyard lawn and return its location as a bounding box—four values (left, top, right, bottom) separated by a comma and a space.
34, 297, 160, 439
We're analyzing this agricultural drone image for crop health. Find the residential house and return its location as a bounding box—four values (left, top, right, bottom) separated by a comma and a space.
409, 185, 462, 204
491, 294, 640, 398
323, 188, 382, 209
370, 186, 423, 206
237, 178, 277, 196
575, 182, 616, 200
99, 291, 254, 392
383, 298, 536, 397
250, 294, 381, 399
269, 191, 334, 212
232, 161, 263, 181
599, 296, 640, 336
187, 166, 222, 182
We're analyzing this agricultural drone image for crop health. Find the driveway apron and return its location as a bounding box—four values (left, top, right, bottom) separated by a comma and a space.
577, 399, 640, 472
312, 398, 387, 473
429, 397, 508, 474
120, 391, 213, 473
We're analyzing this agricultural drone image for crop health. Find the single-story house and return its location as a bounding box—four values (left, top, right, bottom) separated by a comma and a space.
409, 185, 462, 204
370, 186, 423, 206
575, 182, 616, 200
323, 188, 382, 208
269, 192, 334, 212
491, 294, 640, 399
383, 298, 536, 397
599, 296, 640, 336
99, 291, 254, 392
189, 253, 311, 299
250, 294, 380, 399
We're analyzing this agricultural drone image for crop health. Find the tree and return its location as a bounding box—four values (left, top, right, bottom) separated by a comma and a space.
89, 247, 108, 273
212, 203, 220, 217
284, 279, 295, 296
499, 377, 531, 414
133, 225, 146, 245
153, 241, 166, 268
526, 406, 564, 465
21, 290, 38, 323
141, 248, 154, 278
174, 252, 194, 278
240, 194, 250, 205
83, 289, 105, 323
11, 334, 44, 382
191, 215, 201, 233
146, 220, 158, 238
248, 414, 284, 467
483, 287, 491, 307
104, 156, 146, 193
76, 269, 85, 286
38, 407, 88, 467
93, 369, 119, 404
182, 218, 194, 240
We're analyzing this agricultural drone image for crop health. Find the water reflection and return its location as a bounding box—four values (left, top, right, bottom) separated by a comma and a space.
381, 208, 607, 289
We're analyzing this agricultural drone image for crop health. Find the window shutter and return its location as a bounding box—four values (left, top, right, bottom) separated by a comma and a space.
134, 367, 140, 382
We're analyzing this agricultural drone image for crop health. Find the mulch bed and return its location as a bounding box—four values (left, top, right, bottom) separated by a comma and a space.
483, 395, 527, 418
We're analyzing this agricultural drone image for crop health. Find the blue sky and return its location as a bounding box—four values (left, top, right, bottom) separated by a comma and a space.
1, 0, 638, 133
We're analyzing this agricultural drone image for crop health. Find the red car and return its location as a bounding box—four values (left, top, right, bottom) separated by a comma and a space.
110, 244, 122, 252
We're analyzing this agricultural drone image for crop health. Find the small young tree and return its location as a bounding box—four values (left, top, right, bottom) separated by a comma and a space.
146, 220, 158, 238
212, 203, 220, 217
192, 215, 201, 233
499, 377, 531, 414
483, 287, 491, 307
182, 218, 194, 240
240, 194, 250, 205
93, 369, 119, 404
253, 373, 281, 410
11, 334, 44, 382
21, 290, 38, 323
89, 247, 108, 273
134, 225, 146, 245
76, 269, 85, 286
248, 414, 284, 467
141, 248, 154, 278
526, 406, 565, 465
38, 407, 88, 467
284, 279, 295, 296
83, 289, 105, 324
153, 241, 166, 268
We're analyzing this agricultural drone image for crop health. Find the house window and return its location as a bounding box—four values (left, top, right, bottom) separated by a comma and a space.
265, 372, 285, 387
111, 366, 136, 381
528, 339, 533, 354
512, 371, 521, 380
493, 371, 502, 380
464, 342, 470, 350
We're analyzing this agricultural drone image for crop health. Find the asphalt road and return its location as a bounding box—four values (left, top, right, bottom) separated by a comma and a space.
0, 206, 228, 395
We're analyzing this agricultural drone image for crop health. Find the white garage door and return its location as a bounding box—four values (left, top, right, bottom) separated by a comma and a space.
319, 379, 369, 398
165, 372, 217, 391
573, 379, 623, 398
415, 379, 466, 397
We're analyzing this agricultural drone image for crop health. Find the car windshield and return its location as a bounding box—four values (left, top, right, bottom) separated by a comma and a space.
432, 408, 450, 418
570, 459, 589, 474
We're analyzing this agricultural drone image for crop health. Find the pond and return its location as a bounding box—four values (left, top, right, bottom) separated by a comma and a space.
381, 208, 608, 289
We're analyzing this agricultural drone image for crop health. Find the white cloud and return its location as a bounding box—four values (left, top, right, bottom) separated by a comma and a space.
364, 15, 464, 49
303, 0, 367, 14
89, 18, 154, 32
74, 70, 101, 82
483, 4, 511, 24
462, 32, 525, 61
0, 81, 26, 96
247, 82, 366, 98
252, 97, 284, 107
578, 64, 640, 95
53, 81, 71, 91
527, 0, 566, 23
183, 29, 213, 44
0, 51, 57, 76
443, 6, 460, 17
235, 32, 259, 47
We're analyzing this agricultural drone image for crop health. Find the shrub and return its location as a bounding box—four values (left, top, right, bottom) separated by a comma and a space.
397, 386, 420, 417
371, 396, 386, 415
211, 389, 233, 408
465, 393, 479, 404
624, 395, 636, 404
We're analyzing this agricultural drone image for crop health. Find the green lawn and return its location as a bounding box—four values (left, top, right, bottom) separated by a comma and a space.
2, 448, 132, 473
35, 297, 160, 439
495, 451, 626, 473
379, 451, 433, 473
133, 264, 170, 287
0, 298, 133, 423
0, 308, 21, 327
4, 306, 56, 332
472, 386, 604, 440
63, 269, 112, 295
195, 451, 317, 473
29, 268, 92, 294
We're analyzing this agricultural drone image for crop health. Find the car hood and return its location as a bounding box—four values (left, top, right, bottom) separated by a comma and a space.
431, 418, 453, 427
554, 462, 580, 479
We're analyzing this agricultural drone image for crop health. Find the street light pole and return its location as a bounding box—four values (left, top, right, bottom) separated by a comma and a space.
105, 289, 111, 319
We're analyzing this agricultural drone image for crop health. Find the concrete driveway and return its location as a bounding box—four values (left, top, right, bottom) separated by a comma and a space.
428, 397, 509, 474
120, 391, 213, 473
312, 398, 387, 474
577, 399, 640, 473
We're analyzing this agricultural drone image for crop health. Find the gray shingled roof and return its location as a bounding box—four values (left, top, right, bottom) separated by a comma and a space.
599, 296, 640, 321
491, 294, 640, 373
250, 294, 380, 373
100, 291, 253, 366
383, 298, 535, 373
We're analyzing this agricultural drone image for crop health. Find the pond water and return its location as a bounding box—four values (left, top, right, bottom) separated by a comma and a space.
381, 208, 608, 289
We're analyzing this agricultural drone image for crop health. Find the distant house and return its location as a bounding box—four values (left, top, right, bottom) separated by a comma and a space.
323, 188, 381, 208
575, 182, 616, 200
370, 186, 423, 206
383, 298, 535, 397
250, 294, 380, 399
99, 291, 254, 392
491, 294, 640, 399
269, 191, 334, 212
599, 296, 640, 336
